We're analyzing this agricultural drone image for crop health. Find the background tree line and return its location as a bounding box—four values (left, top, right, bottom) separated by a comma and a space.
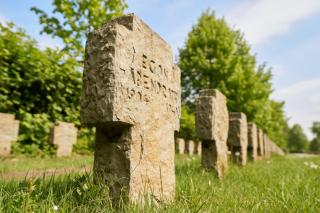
0, 1, 316, 154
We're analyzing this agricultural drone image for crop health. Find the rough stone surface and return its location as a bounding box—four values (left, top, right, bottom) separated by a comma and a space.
248, 123, 258, 161
175, 138, 185, 154
227, 112, 248, 166
0, 113, 19, 156
50, 122, 77, 157
195, 89, 229, 178
257, 128, 265, 158
81, 14, 181, 203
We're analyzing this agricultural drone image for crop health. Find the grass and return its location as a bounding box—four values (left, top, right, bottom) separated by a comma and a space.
0, 155, 320, 212
0, 155, 93, 173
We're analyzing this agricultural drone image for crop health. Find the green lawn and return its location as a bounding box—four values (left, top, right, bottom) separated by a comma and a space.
0, 155, 320, 212
0, 155, 93, 173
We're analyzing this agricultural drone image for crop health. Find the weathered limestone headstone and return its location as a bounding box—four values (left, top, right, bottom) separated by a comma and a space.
50, 122, 77, 157
0, 113, 19, 156
227, 112, 248, 166
175, 138, 185, 154
186, 139, 195, 155
81, 14, 181, 203
195, 89, 229, 178
264, 134, 271, 158
270, 141, 285, 156
194, 141, 201, 155
257, 128, 265, 158
247, 123, 258, 161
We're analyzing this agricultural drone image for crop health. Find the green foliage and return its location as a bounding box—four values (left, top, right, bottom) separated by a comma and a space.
311, 122, 320, 137
310, 138, 320, 153
0, 23, 81, 122
12, 111, 55, 156
31, 0, 127, 58
178, 10, 288, 147
0, 22, 83, 154
179, 104, 196, 140
310, 122, 320, 152
73, 128, 95, 155
288, 124, 309, 152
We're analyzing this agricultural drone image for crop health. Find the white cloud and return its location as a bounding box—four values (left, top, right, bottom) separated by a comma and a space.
37, 36, 63, 50
227, 0, 320, 45
274, 78, 320, 98
273, 78, 320, 139
0, 15, 8, 25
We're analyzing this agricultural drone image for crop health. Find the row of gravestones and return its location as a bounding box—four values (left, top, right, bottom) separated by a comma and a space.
80, 14, 285, 204
176, 89, 284, 179
0, 113, 77, 157
175, 139, 202, 155
0, 14, 285, 204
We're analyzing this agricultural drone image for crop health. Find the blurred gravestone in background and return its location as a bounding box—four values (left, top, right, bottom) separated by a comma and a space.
228, 112, 248, 166
196, 89, 229, 178
50, 122, 77, 157
248, 123, 258, 161
0, 113, 19, 156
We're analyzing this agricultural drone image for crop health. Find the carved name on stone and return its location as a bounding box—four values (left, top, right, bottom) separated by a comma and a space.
81, 14, 181, 203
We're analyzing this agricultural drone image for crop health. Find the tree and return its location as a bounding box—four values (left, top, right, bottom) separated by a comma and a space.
0, 23, 81, 123
178, 10, 288, 147
0, 22, 82, 155
31, 0, 127, 58
310, 138, 320, 153
310, 122, 320, 152
287, 124, 309, 152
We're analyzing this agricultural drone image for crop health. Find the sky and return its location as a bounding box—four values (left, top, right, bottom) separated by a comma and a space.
0, 0, 320, 138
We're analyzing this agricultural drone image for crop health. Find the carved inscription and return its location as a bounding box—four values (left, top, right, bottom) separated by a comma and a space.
120, 53, 179, 115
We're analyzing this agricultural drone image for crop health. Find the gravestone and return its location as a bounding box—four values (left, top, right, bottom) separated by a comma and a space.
257, 128, 264, 158
50, 122, 77, 157
270, 141, 285, 155
264, 134, 271, 158
195, 89, 229, 178
175, 138, 185, 154
227, 112, 248, 166
248, 123, 258, 161
0, 113, 19, 156
194, 141, 201, 155
186, 139, 195, 155
81, 14, 181, 203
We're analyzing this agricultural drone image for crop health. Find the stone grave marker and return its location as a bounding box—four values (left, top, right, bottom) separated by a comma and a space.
81, 14, 181, 203
194, 141, 201, 155
270, 140, 285, 156
50, 122, 77, 157
257, 128, 265, 158
186, 139, 195, 155
195, 89, 229, 178
175, 138, 185, 154
0, 113, 19, 156
227, 112, 248, 166
247, 123, 258, 161
264, 134, 271, 158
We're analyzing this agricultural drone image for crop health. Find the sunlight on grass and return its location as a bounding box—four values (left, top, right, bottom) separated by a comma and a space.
0, 155, 320, 211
